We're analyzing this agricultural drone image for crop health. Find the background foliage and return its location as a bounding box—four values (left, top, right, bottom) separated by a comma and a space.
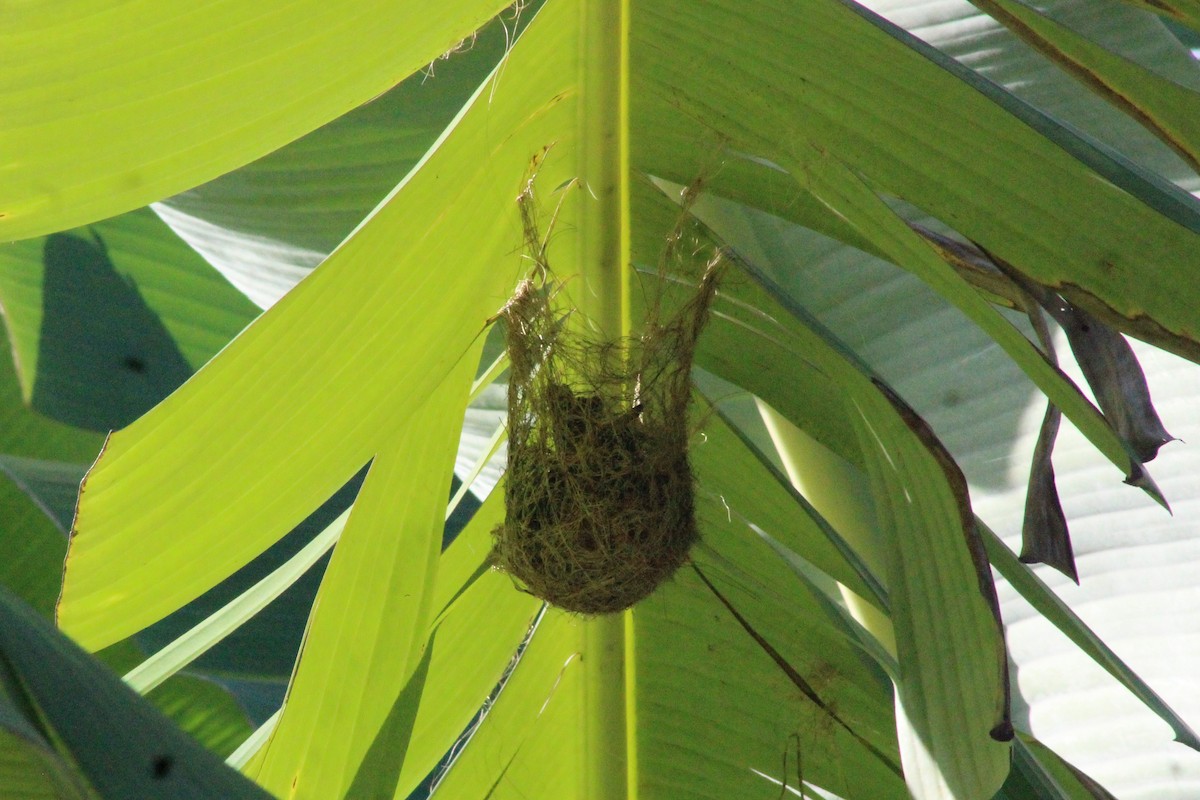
3, 0, 1200, 798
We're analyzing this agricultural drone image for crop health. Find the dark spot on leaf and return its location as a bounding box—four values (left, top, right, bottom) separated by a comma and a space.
990, 721, 1015, 742
123, 356, 146, 373
151, 754, 173, 779
942, 390, 963, 408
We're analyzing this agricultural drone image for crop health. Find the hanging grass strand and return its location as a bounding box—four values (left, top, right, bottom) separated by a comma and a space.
490, 182, 723, 614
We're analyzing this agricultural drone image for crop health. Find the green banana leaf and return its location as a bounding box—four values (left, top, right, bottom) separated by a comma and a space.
0, 586, 270, 798
0, 0, 513, 242
2, 0, 1198, 798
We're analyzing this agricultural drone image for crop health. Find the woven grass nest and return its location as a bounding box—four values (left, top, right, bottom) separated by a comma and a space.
490, 251, 722, 614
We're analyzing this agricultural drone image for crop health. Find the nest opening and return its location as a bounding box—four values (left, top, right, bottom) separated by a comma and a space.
491, 197, 722, 613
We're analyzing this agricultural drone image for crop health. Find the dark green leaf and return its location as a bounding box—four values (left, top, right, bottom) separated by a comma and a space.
0, 586, 273, 799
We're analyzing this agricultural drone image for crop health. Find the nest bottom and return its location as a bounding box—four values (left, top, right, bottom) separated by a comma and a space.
494, 437, 697, 614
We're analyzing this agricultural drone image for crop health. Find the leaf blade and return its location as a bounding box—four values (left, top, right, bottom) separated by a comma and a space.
253, 350, 477, 797
1, 0, 513, 241
57, 6, 584, 650
981, 520, 1200, 752
0, 587, 273, 799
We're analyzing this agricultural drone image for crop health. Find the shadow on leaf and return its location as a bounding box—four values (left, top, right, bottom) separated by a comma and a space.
33, 231, 192, 431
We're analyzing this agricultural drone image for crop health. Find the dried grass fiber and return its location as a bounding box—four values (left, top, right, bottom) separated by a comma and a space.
491, 204, 722, 613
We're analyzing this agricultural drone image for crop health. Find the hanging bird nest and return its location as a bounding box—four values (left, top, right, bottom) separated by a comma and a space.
490, 186, 723, 614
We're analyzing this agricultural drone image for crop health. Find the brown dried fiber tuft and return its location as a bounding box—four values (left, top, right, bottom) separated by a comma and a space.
490, 185, 722, 613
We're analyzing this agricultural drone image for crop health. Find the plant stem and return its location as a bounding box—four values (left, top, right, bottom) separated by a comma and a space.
576, 0, 630, 341
576, 0, 632, 798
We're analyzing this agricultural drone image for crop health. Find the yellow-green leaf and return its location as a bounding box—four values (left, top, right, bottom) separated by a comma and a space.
0, 0, 511, 242
57, 0, 582, 650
